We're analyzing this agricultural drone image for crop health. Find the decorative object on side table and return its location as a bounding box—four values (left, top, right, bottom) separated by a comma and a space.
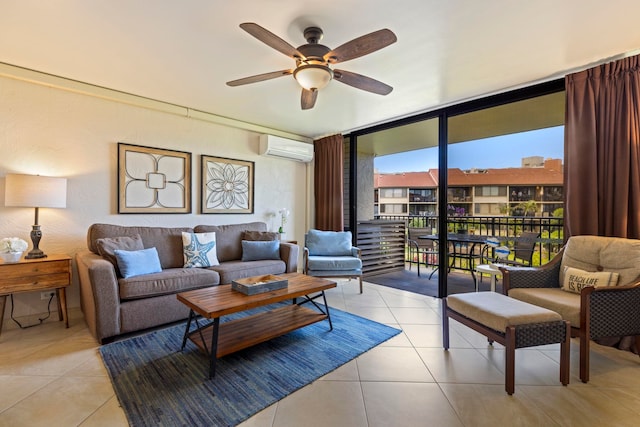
0, 237, 28, 263
4, 174, 67, 258
278, 208, 289, 234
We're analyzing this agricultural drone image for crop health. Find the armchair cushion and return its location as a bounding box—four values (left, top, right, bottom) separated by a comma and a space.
508, 288, 581, 326
562, 266, 619, 293
560, 235, 640, 287
306, 229, 353, 256
307, 255, 362, 271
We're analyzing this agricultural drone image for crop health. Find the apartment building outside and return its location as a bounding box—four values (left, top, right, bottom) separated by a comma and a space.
374, 157, 563, 218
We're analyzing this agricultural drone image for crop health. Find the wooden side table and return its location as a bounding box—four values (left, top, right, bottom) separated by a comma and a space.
0, 254, 72, 335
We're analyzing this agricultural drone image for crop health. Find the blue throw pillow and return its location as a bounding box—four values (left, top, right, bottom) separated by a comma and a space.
306, 229, 353, 256
114, 247, 163, 278
241, 240, 281, 261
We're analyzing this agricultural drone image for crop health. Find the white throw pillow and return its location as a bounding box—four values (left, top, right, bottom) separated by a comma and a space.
182, 232, 220, 268
562, 266, 619, 294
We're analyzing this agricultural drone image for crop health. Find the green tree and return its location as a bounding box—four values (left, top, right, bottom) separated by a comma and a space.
408, 217, 424, 228
517, 200, 538, 216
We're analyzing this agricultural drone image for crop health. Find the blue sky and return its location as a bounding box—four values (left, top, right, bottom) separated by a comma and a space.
374, 126, 564, 172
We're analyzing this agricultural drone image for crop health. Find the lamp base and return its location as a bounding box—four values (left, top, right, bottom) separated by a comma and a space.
25, 249, 47, 259
26, 224, 47, 259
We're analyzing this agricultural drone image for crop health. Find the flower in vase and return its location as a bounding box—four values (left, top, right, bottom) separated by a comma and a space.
278, 208, 290, 233
0, 237, 28, 253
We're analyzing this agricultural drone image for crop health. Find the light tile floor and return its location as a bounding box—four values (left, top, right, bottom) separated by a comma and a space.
1, 280, 640, 426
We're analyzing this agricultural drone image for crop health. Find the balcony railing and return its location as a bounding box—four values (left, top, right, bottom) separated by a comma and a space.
374, 214, 564, 266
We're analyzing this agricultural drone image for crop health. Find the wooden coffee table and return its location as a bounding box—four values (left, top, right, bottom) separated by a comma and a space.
177, 273, 337, 378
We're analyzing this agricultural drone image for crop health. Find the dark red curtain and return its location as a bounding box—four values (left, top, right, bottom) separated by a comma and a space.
565, 55, 640, 238
313, 134, 344, 231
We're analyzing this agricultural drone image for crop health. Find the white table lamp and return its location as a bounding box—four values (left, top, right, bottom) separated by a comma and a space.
4, 174, 67, 259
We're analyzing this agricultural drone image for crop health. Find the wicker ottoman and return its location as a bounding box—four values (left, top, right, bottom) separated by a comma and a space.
443, 292, 570, 395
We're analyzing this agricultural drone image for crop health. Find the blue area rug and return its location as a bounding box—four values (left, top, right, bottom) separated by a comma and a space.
100, 304, 401, 427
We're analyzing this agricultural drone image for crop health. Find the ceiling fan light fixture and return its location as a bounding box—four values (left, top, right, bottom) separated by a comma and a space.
230, 23, 396, 109
293, 64, 333, 91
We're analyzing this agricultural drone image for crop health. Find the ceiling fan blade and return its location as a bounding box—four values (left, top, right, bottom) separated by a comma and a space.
239, 22, 303, 59
334, 69, 393, 95
226, 69, 293, 86
324, 29, 397, 64
301, 89, 318, 110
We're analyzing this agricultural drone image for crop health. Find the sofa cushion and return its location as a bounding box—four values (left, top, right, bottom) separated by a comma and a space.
208, 259, 285, 284
242, 230, 279, 241
119, 293, 191, 336
96, 234, 144, 277
88, 223, 193, 269
182, 232, 220, 267
305, 229, 353, 256
195, 222, 267, 262
241, 240, 280, 261
114, 247, 163, 279
118, 267, 220, 300
508, 287, 581, 326
561, 266, 619, 293
560, 235, 640, 287
307, 255, 362, 271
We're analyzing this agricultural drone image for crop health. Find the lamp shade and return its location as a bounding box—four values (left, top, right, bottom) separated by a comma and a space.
4, 174, 67, 208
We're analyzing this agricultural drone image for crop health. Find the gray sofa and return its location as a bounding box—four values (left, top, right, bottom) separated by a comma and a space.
76, 221, 298, 343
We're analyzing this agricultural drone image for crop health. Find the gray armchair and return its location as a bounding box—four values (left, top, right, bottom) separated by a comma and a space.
303, 229, 363, 293
501, 235, 640, 382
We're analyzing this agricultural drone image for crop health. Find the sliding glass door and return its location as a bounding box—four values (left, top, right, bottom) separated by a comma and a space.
350, 80, 565, 297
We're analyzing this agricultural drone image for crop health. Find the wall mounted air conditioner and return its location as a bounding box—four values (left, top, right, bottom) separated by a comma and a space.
259, 134, 314, 163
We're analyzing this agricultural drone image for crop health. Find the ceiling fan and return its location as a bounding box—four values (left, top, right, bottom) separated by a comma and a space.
226, 23, 397, 110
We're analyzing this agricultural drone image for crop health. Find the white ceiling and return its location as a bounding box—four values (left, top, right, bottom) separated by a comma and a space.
1, 0, 640, 140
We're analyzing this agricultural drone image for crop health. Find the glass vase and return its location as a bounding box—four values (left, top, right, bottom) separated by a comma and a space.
0, 251, 23, 263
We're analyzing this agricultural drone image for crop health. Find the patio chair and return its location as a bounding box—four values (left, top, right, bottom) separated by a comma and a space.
481, 231, 540, 267
506, 231, 539, 266
407, 228, 439, 278
477, 231, 539, 289
303, 229, 363, 293
501, 235, 640, 383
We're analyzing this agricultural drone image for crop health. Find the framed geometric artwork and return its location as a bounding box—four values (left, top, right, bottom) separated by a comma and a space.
118, 143, 192, 213
201, 155, 254, 214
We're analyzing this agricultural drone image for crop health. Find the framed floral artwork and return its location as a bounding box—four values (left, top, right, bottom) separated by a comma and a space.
201, 155, 254, 214
118, 143, 191, 213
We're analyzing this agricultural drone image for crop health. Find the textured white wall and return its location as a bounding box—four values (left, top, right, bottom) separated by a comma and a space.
0, 76, 309, 320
